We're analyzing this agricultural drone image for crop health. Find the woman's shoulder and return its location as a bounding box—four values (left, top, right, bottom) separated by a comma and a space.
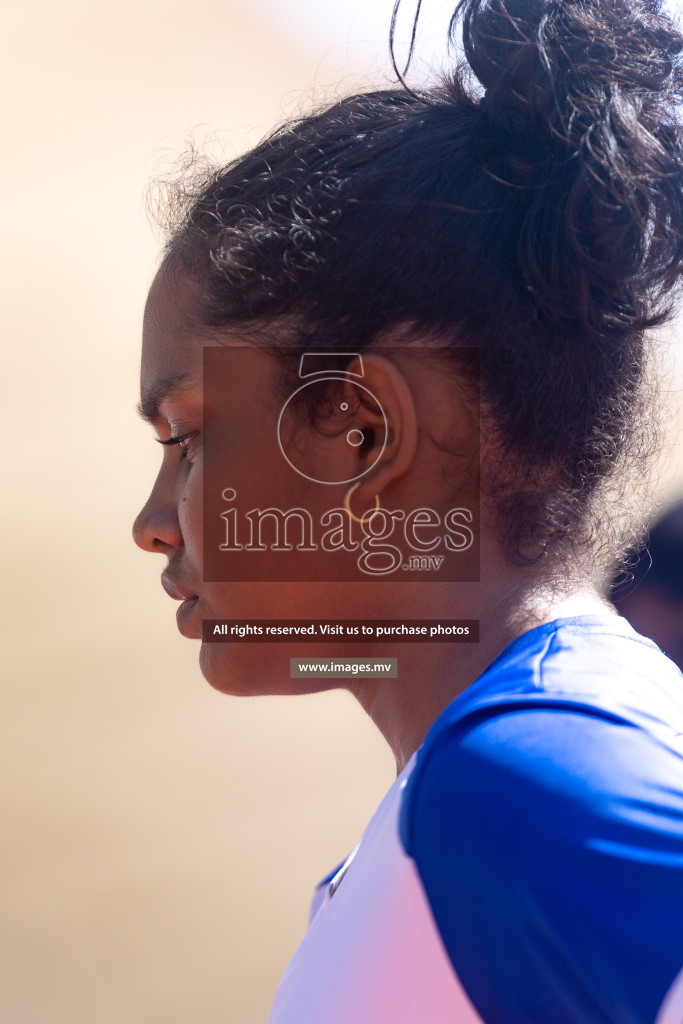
398, 613, 683, 1024
419, 612, 683, 748
401, 613, 683, 859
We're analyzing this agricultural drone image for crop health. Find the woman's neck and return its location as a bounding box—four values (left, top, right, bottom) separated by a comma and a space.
346, 577, 615, 775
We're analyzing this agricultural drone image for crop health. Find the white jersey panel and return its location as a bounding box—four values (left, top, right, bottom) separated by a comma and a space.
267, 754, 484, 1024
655, 969, 683, 1024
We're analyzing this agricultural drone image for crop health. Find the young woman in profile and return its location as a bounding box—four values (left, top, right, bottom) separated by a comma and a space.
133, 0, 683, 1020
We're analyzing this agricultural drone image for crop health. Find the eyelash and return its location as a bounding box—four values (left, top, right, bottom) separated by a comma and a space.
156, 432, 197, 460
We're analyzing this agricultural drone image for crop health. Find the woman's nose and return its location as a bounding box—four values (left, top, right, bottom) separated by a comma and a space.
133, 476, 183, 553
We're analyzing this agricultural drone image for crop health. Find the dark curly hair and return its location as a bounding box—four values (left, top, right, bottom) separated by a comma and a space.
153, 0, 683, 571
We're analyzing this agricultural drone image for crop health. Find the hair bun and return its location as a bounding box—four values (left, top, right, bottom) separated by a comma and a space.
455, 0, 682, 117
446, 0, 683, 337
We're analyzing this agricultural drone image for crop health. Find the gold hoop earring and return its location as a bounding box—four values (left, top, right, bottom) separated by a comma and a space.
343, 482, 381, 524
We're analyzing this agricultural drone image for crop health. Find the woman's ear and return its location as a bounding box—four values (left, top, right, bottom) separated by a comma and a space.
340, 353, 418, 501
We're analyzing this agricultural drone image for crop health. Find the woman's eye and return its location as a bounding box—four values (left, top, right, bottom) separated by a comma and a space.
156, 431, 200, 461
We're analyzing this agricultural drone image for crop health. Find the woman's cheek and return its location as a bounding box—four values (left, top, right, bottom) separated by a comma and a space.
179, 465, 204, 555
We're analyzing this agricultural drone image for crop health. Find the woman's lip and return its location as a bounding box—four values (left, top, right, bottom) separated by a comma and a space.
161, 572, 197, 603
176, 596, 201, 638
160, 574, 201, 638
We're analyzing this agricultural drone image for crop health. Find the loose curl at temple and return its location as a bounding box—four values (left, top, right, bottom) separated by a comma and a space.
150, 0, 683, 572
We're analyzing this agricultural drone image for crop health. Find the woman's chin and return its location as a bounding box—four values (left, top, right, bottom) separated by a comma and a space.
198, 640, 342, 697
198, 640, 282, 697
199, 641, 250, 696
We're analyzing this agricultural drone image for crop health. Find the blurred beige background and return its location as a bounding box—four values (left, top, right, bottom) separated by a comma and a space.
2, 1, 682, 1023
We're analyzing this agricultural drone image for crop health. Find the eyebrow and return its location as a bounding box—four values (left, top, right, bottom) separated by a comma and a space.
137, 373, 200, 424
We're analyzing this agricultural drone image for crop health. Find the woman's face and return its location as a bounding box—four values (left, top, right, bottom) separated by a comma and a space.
132, 268, 401, 695
134, 266, 479, 697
